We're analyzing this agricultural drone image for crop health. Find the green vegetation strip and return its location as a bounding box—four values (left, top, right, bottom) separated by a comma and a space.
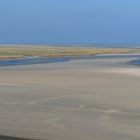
0, 46, 139, 60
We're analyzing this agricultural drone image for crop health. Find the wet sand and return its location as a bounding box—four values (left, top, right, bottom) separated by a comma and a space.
0, 56, 140, 140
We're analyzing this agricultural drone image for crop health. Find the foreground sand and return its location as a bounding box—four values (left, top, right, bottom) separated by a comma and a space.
0, 56, 140, 139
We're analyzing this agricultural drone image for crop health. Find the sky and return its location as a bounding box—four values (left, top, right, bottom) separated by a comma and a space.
0, 0, 140, 45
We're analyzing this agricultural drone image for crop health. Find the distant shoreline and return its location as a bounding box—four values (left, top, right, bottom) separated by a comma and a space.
0, 46, 139, 66
0, 46, 138, 59
1, 44, 140, 48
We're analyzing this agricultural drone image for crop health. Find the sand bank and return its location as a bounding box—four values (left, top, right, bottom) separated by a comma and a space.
0, 57, 140, 140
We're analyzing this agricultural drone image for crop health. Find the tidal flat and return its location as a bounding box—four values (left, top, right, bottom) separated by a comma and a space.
0, 46, 140, 140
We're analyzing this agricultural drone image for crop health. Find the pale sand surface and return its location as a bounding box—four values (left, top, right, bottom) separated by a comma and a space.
0, 57, 140, 139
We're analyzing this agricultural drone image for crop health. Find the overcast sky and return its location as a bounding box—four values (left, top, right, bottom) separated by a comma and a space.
0, 0, 140, 45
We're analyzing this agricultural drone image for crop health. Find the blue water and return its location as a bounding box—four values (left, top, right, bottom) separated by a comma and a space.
129, 59, 140, 66
0, 57, 70, 66
0, 54, 140, 67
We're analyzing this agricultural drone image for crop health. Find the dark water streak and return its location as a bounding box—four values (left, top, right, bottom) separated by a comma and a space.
0, 135, 39, 140
0, 54, 140, 67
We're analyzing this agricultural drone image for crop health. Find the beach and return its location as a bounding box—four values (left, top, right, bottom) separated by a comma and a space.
1, 0, 140, 139
0, 55, 140, 139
